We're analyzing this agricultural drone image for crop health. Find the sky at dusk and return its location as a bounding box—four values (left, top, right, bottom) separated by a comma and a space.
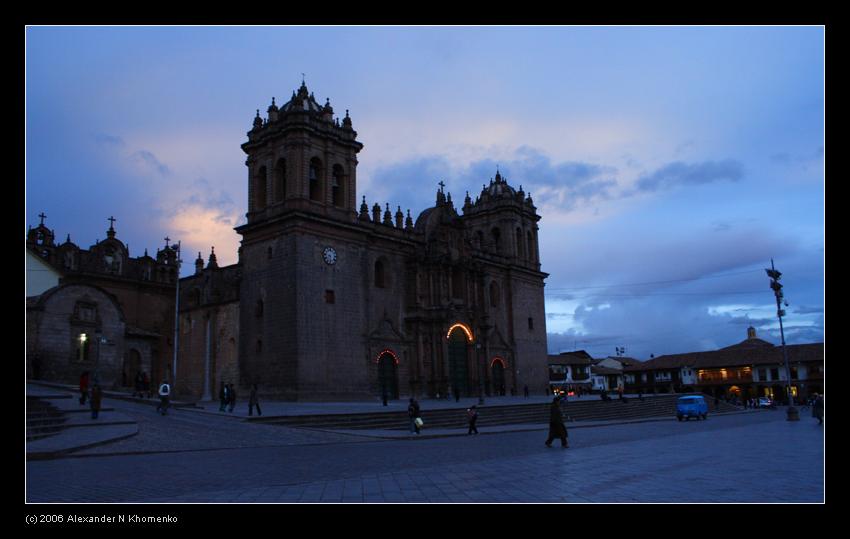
25, 26, 825, 359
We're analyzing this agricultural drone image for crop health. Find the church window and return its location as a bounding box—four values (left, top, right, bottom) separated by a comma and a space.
325, 290, 335, 304
489, 281, 500, 307
527, 231, 534, 261
375, 259, 386, 288
331, 165, 344, 207
309, 158, 323, 202
491, 227, 501, 254
255, 299, 264, 317
255, 166, 267, 210
274, 158, 286, 202
476, 231, 484, 249
528, 317, 534, 330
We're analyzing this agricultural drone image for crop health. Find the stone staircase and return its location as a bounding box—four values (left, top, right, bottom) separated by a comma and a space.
26, 396, 70, 441
256, 393, 742, 431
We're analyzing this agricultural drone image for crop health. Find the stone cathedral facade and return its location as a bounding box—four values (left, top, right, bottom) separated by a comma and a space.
176, 82, 549, 401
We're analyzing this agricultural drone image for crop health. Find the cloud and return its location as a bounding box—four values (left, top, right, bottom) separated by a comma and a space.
793, 305, 824, 315
93, 133, 126, 147
131, 150, 171, 177
631, 159, 744, 193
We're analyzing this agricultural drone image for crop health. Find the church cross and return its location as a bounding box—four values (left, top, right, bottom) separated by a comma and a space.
438, 180, 445, 193
108, 216, 116, 229
38, 212, 46, 225
164, 236, 171, 247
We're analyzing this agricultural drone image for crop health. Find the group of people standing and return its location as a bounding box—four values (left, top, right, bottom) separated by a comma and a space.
219, 383, 262, 416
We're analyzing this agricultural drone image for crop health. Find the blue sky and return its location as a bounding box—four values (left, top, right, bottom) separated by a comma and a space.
25, 26, 824, 358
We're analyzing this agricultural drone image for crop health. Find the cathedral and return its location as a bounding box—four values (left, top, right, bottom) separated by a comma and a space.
27, 82, 551, 402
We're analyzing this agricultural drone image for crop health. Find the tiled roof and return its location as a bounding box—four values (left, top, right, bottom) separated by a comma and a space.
623, 342, 823, 372
547, 352, 594, 366
592, 366, 622, 375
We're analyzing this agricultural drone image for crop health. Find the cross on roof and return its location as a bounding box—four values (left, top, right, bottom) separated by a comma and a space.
438, 180, 445, 192
108, 216, 116, 229
38, 212, 46, 225
164, 236, 170, 247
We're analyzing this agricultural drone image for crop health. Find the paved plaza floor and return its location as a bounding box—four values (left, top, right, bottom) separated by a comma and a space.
25, 391, 825, 504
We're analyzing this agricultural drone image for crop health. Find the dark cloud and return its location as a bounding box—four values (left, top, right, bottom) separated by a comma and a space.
93, 133, 126, 147
132, 150, 171, 176
770, 146, 823, 168
631, 159, 744, 193
793, 305, 824, 315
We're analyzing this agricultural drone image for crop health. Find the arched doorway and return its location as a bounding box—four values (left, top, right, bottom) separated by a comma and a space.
377, 350, 399, 400
447, 324, 472, 398
123, 349, 142, 388
491, 357, 507, 396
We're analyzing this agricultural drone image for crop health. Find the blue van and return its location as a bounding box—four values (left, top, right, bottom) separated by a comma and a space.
676, 395, 708, 421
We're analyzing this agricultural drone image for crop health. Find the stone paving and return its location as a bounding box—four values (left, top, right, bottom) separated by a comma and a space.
26, 408, 825, 503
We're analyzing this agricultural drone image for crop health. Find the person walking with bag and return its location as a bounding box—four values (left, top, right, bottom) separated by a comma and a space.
545, 396, 569, 448
408, 397, 421, 435
467, 405, 479, 435
248, 384, 262, 416
157, 380, 171, 415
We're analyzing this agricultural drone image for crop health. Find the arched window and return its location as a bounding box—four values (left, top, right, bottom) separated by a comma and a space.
527, 231, 535, 262
375, 259, 386, 288
489, 280, 500, 307
255, 166, 267, 210
516, 228, 524, 258
491, 227, 501, 253
476, 230, 484, 249
309, 158, 323, 202
331, 164, 344, 207
274, 158, 286, 202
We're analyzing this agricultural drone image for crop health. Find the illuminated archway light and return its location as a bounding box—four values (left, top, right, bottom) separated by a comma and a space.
375, 349, 400, 365
446, 323, 474, 342
490, 356, 507, 368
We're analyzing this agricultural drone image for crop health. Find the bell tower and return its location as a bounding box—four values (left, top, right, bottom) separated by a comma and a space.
240, 81, 363, 225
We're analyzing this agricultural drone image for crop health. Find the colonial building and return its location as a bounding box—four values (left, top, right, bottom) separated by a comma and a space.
547, 350, 593, 395
175, 82, 550, 401
26, 216, 178, 388
623, 327, 824, 401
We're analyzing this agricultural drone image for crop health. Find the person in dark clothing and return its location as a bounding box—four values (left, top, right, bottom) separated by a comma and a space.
248, 384, 262, 416
219, 382, 228, 412
524, 385, 529, 398
157, 380, 171, 415
812, 394, 824, 425
79, 371, 90, 405
228, 384, 237, 412
408, 397, 421, 434
467, 405, 479, 435
90, 383, 102, 419
545, 397, 569, 448
133, 371, 145, 398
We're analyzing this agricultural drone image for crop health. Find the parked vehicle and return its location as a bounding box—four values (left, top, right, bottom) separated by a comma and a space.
757, 397, 773, 408
677, 395, 708, 421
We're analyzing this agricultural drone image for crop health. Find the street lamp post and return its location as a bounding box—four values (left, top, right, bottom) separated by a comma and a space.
766, 259, 799, 422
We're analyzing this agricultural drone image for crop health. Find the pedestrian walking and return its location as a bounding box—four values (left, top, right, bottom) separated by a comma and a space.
545, 397, 569, 448
79, 371, 90, 405
408, 397, 421, 435
133, 371, 144, 398
249, 384, 262, 416
157, 380, 171, 415
90, 383, 102, 419
812, 394, 824, 426
467, 405, 479, 435
219, 382, 228, 412
228, 383, 237, 412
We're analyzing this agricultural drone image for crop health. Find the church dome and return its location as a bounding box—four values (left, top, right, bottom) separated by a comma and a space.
279, 81, 325, 114
483, 170, 516, 199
